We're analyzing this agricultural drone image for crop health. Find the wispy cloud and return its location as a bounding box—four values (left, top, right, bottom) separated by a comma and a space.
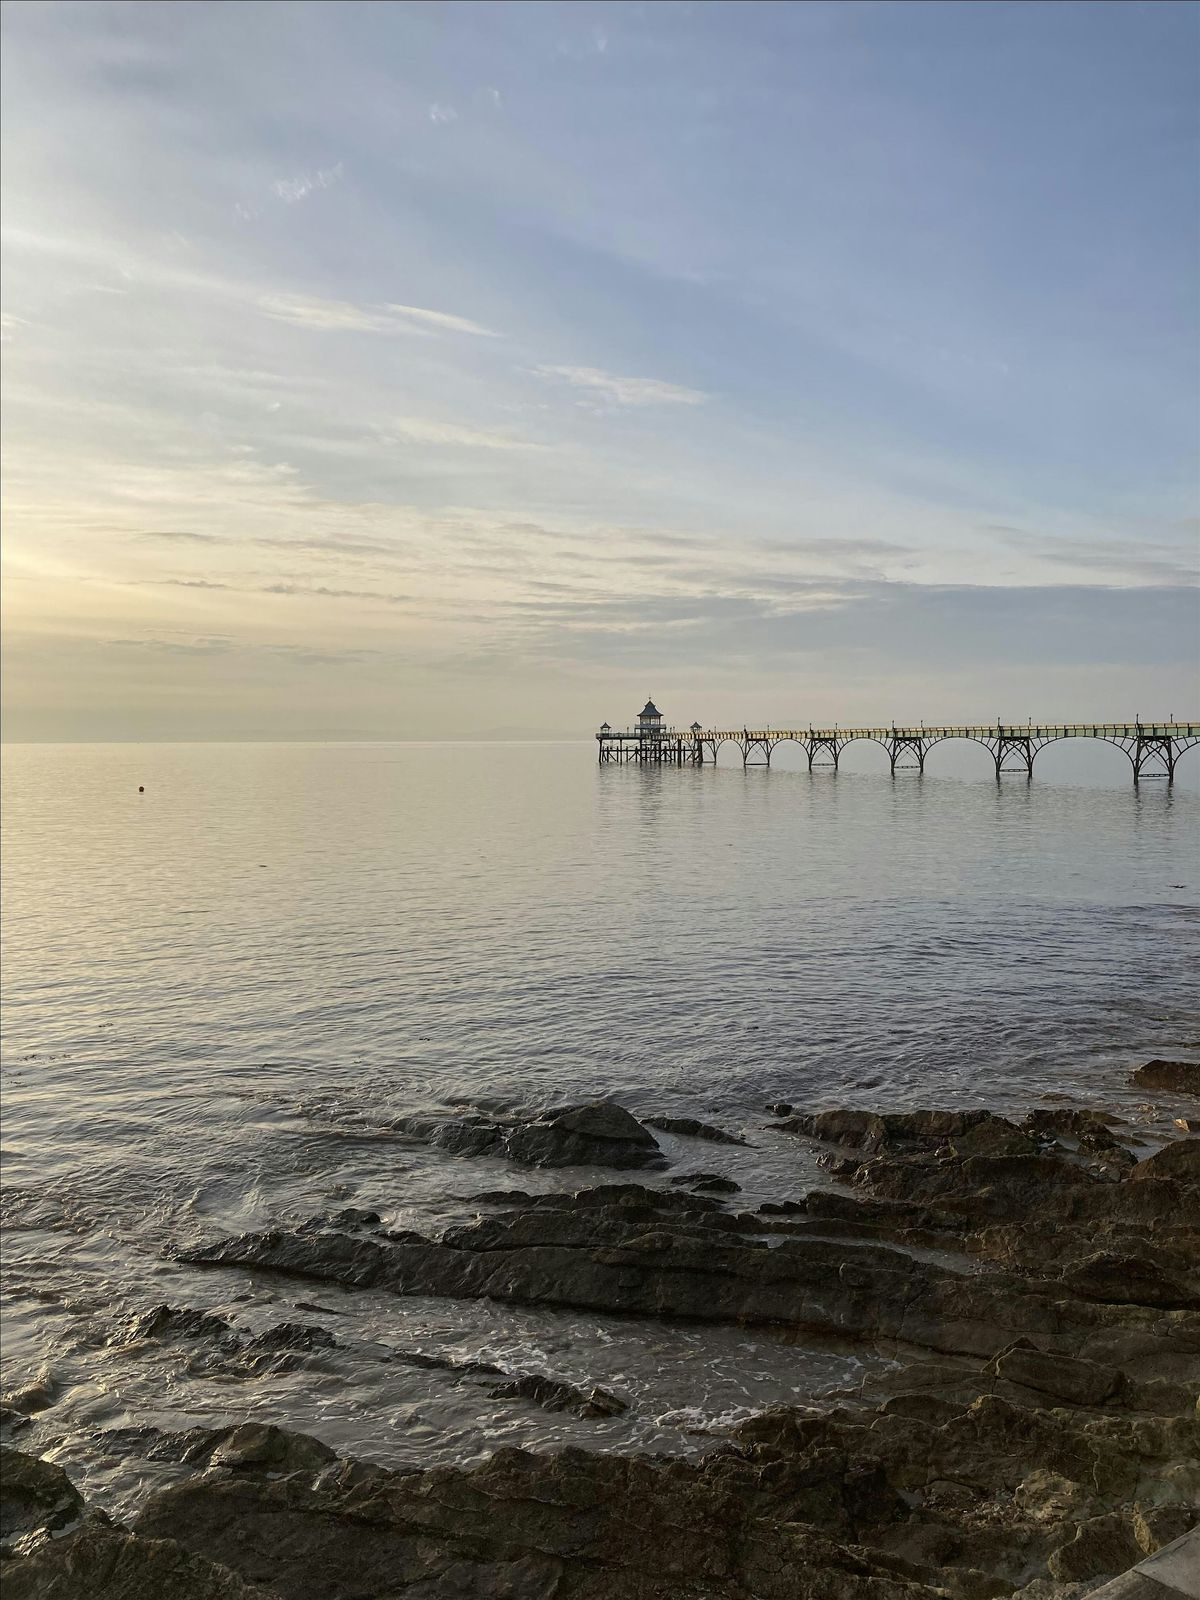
271, 161, 344, 204
984, 526, 1199, 587
533, 365, 707, 407
391, 417, 543, 450
258, 293, 497, 337
428, 103, 458, 124
384, 302, 497, 337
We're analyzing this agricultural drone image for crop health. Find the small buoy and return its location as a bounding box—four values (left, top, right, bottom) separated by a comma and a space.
138, 785, 145, 793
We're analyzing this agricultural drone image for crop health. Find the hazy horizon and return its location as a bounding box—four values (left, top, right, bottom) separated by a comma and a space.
2, 0, 1198, 741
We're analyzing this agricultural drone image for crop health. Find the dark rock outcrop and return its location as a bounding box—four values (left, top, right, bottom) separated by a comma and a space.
181, 1178, 1197, 1364
641, 1115, 747, 1145
1131, 1060, 1200, 1095
0, 1448, 83, 1548
7, 1100, 1200, 1600
486, 1374, 627, 1419
395, 1102, 667, 1170
2, 1517, 274, 1600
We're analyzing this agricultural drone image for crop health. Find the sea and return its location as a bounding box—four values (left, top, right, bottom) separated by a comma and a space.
2, 738, 1198, 1518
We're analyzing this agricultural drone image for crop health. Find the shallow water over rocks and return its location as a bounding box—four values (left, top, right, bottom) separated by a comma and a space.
2, 741, 1198, 1529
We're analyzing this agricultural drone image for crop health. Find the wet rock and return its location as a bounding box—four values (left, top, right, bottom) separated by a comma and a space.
1128, 1138, 1200, 1184
3, 1517, 274, 1599
1131, 1060, 1200, 1095
391, 1349, 504, 1377
131, 1440, 939, 1600
183, 1185, 1194, 1366
1, 1364, 58, 1416
128, 1305, 237, 1345
505, 1102, 666, 1168
776, 1109, 890, 1148
818, 1154, 862, 1179
0, 1406, 31, 1435
399, 1102, 667, 1170
486, 1373, 628, 1419
780, 1109, 1025, 1157
1022, 1108, 1124, 1141
641, 1115, 747, 1145
0, 1449, 83, 1548
208, 1423, 338, 1474
245, 1322, 337, 1353
325, 1207, 382, 1230
670, 1173, 742, 1193
766, 1101, 794, 1116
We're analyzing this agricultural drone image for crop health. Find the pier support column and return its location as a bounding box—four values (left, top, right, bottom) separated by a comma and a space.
1134, 734, 1177, 786
993, 733, 1034, 780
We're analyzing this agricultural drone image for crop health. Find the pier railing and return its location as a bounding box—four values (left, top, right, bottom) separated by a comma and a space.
596, 721, 1199, 784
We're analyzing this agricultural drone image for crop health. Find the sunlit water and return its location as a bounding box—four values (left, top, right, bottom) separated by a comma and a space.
2, 740, 1198, 1517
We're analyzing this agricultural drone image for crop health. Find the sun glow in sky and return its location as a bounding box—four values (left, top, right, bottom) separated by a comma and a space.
1, 0, 1197, 739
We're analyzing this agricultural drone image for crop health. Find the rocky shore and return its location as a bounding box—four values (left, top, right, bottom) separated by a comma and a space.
3, 1089, 1197, 1599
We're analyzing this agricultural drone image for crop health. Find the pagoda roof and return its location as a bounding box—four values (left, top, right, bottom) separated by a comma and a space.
638, 700, 662, 718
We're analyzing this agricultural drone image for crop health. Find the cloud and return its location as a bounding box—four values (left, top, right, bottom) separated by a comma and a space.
984, 526, 1199, 587
428, 103, 458, 124
384, 302, 497, 337
271, 162, 344, 204
258, 292, 497, 337
391, 417, 542, 450
533, 365, 707, 407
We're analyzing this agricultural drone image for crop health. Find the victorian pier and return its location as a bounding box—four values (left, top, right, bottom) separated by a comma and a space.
598, 701, 1199, 785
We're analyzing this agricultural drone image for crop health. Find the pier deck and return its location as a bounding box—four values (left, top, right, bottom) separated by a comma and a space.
597, 722, 1200, 784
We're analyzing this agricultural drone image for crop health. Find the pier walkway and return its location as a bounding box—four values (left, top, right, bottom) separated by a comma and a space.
597, 721, 1200, 784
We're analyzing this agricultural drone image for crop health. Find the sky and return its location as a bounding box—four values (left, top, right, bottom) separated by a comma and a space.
1, 0, 1198, 740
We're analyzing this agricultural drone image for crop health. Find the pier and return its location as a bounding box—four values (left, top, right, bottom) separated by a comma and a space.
598, 702, 1199, 784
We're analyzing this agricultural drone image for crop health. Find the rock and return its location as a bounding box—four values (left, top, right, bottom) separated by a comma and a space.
641, 1115, 747, 1146
778, 1110, 891, 1149
988, 1343, 1121, 1406
818, 1154, 862, 1179
1131, 1060, 1200, 1096
183, 1181, 1193, 1365
128, 1305, 236, 1345
1047, 1512, 1142, 1582
245, 1323, 337, 1353
2, 1365, 58, 1416
2, 1517, 274, 1599
400, 1103, 668, 1171
486, 1374, 627, 1419
0, 1406, 31, 1435
503, 1103, 666, 1169
129, 1437, 948, 1600
0, 1449, 83, 1548
670, 1173, 741, 1193
1129, 1139, 1200, 1184
207, 1423, 337, 1473
766, 1102, 794, 1116
325, 1207, 382, 1229
1022, 1109, 1123, 1140
1060, 1252, 1198, 1309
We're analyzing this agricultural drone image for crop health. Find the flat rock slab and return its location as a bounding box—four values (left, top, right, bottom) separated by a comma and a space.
1087, 1528, 1200, 1600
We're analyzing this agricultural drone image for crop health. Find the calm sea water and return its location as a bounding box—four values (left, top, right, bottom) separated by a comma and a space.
2, 740, 1198, 1515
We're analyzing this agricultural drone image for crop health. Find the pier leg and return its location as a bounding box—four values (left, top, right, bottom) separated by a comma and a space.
1134, 735, 1177, 786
